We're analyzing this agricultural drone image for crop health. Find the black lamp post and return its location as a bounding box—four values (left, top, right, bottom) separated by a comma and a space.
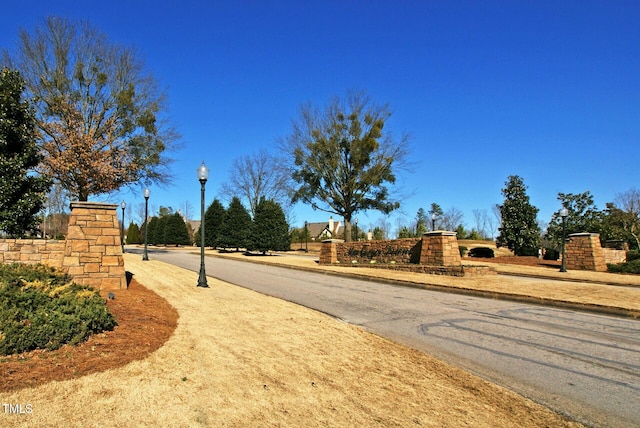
431, 213, 436, 231
304, 221, 308, 253
142, 188, 150, 261
560, 207, 569, 272
354, 218, 359, 241
120, 201, 126, 253
197, 162, 209, 288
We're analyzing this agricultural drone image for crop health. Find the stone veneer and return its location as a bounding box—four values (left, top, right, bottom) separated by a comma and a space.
420, 231, 462, 267
565, 233, 608, 272
0, 202, 126, 291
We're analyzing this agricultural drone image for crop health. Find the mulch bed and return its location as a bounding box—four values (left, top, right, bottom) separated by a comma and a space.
0, 280, 178, 392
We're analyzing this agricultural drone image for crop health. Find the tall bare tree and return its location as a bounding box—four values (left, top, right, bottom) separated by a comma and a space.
220, 149, 290, 218
2, 17, 177, 201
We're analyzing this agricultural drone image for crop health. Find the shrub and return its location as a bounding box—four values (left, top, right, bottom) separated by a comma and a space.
468, 247, 495, 258
543, 248, 560, 261
608, 259, 640, 275
0, 263, 117, 355
459, 246, 468, 257
627, 250, 640, 262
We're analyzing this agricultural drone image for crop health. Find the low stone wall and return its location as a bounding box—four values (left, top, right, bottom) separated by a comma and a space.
603, 248, 626, 265
319, 231, 488, 276
0, 239, 65, 267
0, 201, 126, 291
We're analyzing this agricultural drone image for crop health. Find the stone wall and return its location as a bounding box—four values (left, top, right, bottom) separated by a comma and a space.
0, 239, 65, 267
603, 248, 626, 265
320, 231, 470, 275
0, 202, 126, 291
565, 233, 608, 272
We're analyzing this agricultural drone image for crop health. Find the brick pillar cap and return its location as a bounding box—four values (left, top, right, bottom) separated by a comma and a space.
322, 239, 345, 243
70, 201, 118, 211
568, 232, 600, 238
423, 230, 457, 237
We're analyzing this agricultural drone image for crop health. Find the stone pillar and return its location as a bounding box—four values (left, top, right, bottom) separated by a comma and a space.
319, 239, 343, 264
565, 233, 607, 272
420, 231, 462, 266
64, 202, 126, 290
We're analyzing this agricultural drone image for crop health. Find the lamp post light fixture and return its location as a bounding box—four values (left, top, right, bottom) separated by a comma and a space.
197, 162, 209, 288
431, 213, 436, 231
304, 221, 308, 253
560, 207, 569, 272
142, 188, 150, 261
120, 201, 126, 253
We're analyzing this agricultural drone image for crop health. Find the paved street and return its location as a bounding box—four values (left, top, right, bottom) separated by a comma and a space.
131, 248, 640, 428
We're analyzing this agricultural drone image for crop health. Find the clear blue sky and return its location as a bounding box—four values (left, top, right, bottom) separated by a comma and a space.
3, 1, 639, 236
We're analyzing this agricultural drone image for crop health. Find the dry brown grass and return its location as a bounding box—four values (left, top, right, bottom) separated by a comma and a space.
0, 255, 583, 427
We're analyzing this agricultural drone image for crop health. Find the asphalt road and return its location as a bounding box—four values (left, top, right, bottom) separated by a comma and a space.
130, 248, 640, 428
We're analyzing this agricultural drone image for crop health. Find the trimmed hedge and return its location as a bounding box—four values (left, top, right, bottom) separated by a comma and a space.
0, 263, 117, 355
468, 247, 495, 258
608, 259, 640, 275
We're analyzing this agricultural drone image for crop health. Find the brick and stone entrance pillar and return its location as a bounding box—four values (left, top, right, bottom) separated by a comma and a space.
64, 202, 127, 290
565, 232, 608, 272
420, 231, 462, 266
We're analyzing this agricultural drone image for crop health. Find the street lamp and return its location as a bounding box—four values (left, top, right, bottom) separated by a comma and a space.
120, 201, 126, 253
304, 221, 308, 253
560, 207, 569, 272
197, 161, 209, 288
354, 218, 359, 241
142, 188, 150, 261
431, 213, 436, 231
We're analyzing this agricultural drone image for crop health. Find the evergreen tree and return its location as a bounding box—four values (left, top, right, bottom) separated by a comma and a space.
146, 216, 160, 245
0, 68, 50, 237
220, 197, 253, 251
126, 222, 141, 244
496, 175, 540, 256
201, 198, 226, 248
164, 213, 191, 246
252, 198, 290, 253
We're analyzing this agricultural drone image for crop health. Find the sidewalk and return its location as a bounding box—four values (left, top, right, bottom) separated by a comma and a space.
207, 250, 640, 319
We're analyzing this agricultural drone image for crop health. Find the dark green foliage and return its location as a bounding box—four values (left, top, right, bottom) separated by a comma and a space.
251, 198, 290, 253
468, 247, 495, 258
0, 68, 50, 237
164, 213, 191, 246
459, 246, 468, 257
146, 216, 161, 245
607, 259, 640, 274
126, 222, 141, 244
0, 264, 117, 355
496, 175, 541, 256
202, 199, 225, 248
284, 90, 410, 241
545, 191, 603, 249
220, 197, 253, 250
627, 250, 640, 262
543, 248, 560, 261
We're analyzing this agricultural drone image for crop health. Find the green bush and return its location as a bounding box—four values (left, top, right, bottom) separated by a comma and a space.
468, 247, 495, 258
608, 259, 640, 274
543, 248, 560, 261
627, 250, 640, 262
0, 263, 117, 355
459, 246, 468, 257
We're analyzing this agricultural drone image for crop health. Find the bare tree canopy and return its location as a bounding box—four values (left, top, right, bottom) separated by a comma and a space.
220, 149, 290, 218
281, 90, 411, 241
2, 17, 177, 201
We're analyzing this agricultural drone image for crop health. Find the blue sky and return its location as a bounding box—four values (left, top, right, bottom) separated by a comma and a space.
2, 1, 639, 236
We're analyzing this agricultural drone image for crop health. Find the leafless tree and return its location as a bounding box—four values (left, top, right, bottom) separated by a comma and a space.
220, 149, 290, 218
441, 207, 464, 232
